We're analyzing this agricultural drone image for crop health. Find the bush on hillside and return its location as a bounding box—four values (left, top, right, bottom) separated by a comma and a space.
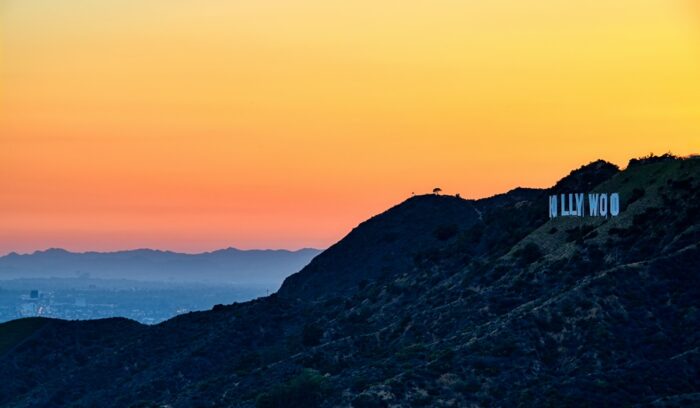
433, 224, 459, 241
516, 243, 544, 265
302, 323, 324, 347
255, 369, 328, 408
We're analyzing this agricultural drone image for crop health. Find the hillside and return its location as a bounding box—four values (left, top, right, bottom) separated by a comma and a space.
0, 155, 698, 407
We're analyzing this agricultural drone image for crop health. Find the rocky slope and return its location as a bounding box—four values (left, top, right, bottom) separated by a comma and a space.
0, 155, 698, 408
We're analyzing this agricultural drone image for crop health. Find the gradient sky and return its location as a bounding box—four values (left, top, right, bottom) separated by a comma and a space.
1, 0, 699, 254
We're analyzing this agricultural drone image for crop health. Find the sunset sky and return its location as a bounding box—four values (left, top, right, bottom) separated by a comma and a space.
1, 0, 699, 254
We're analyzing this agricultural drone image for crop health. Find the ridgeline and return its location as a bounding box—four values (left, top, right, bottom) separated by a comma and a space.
1, 155, 699, 407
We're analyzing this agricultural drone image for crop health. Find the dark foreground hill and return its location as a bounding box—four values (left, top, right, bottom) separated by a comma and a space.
1, 155, 699, 407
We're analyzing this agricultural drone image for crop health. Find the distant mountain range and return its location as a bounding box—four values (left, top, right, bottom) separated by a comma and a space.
0, 247, 322, 285
0, 154, 698, 407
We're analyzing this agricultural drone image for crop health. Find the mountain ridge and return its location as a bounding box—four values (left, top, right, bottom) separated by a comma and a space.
0, 247, 322, 284
4, 247, 321, 257
0, 155, 698, 407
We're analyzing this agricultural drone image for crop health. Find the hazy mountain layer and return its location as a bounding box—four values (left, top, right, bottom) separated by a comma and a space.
0, 248, 321, 285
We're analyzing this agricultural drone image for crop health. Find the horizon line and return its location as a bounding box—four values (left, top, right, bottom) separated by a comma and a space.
0, 246, 325, 258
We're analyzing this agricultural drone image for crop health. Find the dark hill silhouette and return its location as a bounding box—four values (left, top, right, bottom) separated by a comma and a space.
550, 159, 620, 192
279, 194, 482, 300
0, 155, 698, 407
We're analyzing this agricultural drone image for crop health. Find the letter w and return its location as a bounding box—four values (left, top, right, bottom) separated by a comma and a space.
588, 194, 599, 216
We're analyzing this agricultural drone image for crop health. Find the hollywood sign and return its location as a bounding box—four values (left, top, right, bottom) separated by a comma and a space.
549, 193, 620, 218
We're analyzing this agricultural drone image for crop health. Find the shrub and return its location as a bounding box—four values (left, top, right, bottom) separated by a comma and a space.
627, 188, 645, 207
302, 323, 324, 347
453, 376, 481, 393
352, 394, 388, 408
433, 224, 459, 241
255, 369, 328, 408
235, 352, 262, 373
517, 243, 543, 265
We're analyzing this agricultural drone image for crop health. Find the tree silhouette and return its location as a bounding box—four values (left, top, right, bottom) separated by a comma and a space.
433, 187, 442, 195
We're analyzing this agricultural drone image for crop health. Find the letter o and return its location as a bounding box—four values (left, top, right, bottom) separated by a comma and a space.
610, 193, 620, 216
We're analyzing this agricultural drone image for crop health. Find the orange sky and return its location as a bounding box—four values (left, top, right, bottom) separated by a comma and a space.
1, 0, 699, 254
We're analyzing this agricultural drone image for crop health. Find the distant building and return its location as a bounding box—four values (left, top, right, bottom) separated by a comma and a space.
29, 290, 39, 299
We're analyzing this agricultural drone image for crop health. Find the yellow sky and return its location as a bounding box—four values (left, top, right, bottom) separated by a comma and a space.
1, 0, 699, 253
